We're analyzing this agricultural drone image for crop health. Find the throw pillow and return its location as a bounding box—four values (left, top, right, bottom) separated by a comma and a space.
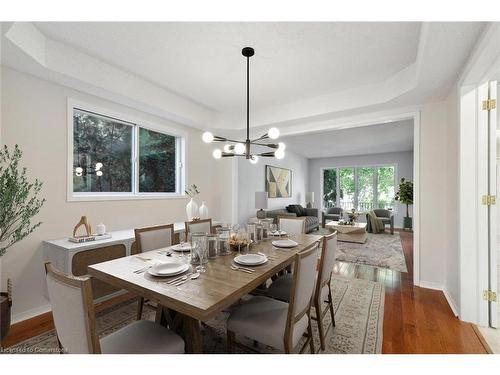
287, 204, 306, 217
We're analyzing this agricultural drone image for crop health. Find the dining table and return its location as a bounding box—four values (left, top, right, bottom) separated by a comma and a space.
87, 233, 323, 353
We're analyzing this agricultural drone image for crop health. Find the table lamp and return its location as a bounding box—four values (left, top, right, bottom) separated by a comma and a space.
255, 192, 268, 219
305, 192, 315, 208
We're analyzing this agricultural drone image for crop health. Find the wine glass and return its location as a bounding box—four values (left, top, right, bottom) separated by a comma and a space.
270, 223, 277, 236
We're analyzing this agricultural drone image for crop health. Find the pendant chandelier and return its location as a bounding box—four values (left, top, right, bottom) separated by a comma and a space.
202, 47, 285, 164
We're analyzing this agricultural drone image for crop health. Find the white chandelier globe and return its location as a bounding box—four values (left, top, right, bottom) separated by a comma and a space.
75, 167, 83, 174
96, 170, 103, 177
277, 142, 286, 151
202, 131, 214, 143
275, 149, 285, 159
95, 162, 103, 170
268, 127, 280, 140
234, 143, 246, 155
249, 155, 259, 164
223, 144, 233, 153
212, 148, 222, 159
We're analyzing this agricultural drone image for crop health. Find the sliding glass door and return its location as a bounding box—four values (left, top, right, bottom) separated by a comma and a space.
322, 165, 396, 211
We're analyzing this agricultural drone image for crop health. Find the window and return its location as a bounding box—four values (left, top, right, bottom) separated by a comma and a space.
322, 165, 396, 211
69, 104, 185, 200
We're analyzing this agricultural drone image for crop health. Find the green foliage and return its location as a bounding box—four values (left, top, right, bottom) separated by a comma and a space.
0, 145, 45, 256
395, 177, 413, 217
322, 169, 337, 207
377, 166, 395, 209
138, 128, 176, 192
73, 111, 132, 192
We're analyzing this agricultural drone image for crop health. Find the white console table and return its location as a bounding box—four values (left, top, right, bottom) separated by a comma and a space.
44, 221, 220, 276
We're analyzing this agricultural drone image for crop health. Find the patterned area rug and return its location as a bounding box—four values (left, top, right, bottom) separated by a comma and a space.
8, 276, 384, 354
335, 232, 407, 273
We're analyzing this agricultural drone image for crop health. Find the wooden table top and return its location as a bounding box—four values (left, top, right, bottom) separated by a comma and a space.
88, 233, 322, 321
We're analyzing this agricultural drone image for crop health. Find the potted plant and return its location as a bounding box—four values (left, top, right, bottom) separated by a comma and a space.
395, 177, 413, 230
0, 145, 45, 340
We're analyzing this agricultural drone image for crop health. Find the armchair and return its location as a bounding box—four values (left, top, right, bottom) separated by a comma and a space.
366, 209, 394, 234
322, 207, 343, 227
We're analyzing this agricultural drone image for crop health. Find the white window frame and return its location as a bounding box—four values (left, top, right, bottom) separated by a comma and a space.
67, 99, 187, 202
320, 163, 398, 212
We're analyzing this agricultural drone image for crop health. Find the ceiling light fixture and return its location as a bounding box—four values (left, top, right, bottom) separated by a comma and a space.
202, 47, 285, 163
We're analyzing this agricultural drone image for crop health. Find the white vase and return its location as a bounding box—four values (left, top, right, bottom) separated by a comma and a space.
186, 198, 199, 220
199, 202, 208, 219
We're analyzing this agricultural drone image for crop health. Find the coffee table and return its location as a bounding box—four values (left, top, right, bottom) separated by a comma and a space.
325, 221, 367, 243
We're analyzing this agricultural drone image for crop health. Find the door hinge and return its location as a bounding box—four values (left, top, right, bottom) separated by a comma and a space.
483, 290, 497, 302
482, 99, 497, 111
482, 195, 496, 205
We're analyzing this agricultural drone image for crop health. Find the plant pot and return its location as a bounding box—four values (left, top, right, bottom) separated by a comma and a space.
403, 216, 413, 230
0, 292, 12, 340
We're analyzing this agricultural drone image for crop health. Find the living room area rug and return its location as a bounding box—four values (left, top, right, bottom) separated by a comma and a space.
335, 232, 408, 273
8, 276, 385, 354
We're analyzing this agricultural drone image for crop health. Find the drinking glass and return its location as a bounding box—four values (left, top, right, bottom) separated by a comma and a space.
270, 223, 277, 236
216, 226, 231, 255
191, 232, 208, 272
207, 234, 218, 259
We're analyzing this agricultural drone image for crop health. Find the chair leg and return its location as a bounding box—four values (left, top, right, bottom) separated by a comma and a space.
307, 313, 315, 354
136, 297, 144, 320
315, 299, 326, 351
328, 287, 335, 327
227, 330, 236, 353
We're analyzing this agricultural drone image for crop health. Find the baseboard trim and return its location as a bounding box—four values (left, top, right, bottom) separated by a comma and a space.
417, 280, 444, 290
442, 289, 459, 317
11, 304, 52, 325
417, 281, 460, 318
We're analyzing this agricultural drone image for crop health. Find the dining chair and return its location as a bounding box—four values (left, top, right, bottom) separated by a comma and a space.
226, 241, 320, 354
278, 216, 306, 235
184, 218, 212, 241
134, 224, 174, 320
264, 231, 338, 350
44, 262, 184, 354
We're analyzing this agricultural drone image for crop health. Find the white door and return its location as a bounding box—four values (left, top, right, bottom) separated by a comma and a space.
478, 81, 498, 328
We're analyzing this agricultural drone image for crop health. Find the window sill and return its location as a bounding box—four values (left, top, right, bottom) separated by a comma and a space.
67, 194, 188, 202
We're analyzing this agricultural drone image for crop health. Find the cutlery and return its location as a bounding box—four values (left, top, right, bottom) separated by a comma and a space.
135, 256, 152, 262
231, 265, 254, 274
133, 265, 152, 274
167, 272, 193, 285
174, 272, 200, 286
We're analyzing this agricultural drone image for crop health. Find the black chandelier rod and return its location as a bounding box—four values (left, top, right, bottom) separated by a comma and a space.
246, 52, 250, 143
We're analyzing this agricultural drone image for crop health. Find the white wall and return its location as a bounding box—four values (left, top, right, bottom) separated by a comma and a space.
444, 88, 460, 315
308, 151, 414, 227
236, 150, 308, 224
0, 67, 230, 320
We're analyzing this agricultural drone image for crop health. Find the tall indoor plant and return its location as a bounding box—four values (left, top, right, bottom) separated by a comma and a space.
395, 177, 413, 230
0, 145, 45, 340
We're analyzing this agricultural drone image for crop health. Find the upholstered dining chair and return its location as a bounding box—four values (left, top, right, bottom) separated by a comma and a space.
44, 262, 184, 354
226, 241, 320, 354
184, 218, 212, 241
278, 216, 306, 235
265, 231, 338, 350
134, 224, 175, 320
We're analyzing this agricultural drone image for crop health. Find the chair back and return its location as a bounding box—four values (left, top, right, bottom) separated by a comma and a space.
285, 241, 320, 342
185, 218, 212, 240
44, 263, 100, 354
134, 224, 174, 253
278, 216, 306, 234
327, 207, 342, 215
315, 231, 338, 297
373, 209, 391, 218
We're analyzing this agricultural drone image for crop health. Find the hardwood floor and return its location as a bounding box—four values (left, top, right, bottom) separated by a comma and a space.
2, 230, 489, 353
333, 230, 488, 354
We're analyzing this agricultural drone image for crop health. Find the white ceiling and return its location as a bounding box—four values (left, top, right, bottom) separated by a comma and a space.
282, 119, 414, 159
2, 22, 486, 132
33, 22, 421, 113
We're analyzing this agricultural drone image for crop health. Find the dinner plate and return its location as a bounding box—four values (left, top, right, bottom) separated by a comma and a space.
171, 243, 192, 252
272, 239, 298, 248
269, 230, 287, 236
234, 253, 268, 266
147, 262, 189, 277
